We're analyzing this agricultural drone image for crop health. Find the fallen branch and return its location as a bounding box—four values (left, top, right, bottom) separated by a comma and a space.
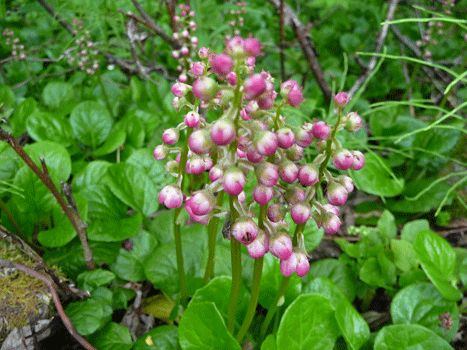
0, 258, 96, 350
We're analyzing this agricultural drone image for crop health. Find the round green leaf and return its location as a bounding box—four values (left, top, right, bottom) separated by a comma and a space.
88, 211, 143, 242
93, 127, 126, 156
77, 269, 116, 291
178, 302, 241, 350
302, 277, 348, 307
11, 97, 36, 136
133, 325, 180, 350
374, 324, 454, 350
65, 298, 111, 336
89, 322, 133, 350
391, 283, 459, 342
276, 293, 339, 350
72, 160, 112, 192
335, 300, 370, 350
70, 101, 112, 148
26, 111, 73, 146
42, 81, 74, 111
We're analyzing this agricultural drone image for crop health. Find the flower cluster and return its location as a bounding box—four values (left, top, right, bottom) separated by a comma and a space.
155, 36, 365, 277
226, 2, 247, 38
171, 4, 198, 83
66, 19, 100, 75
2, 28, 26, 60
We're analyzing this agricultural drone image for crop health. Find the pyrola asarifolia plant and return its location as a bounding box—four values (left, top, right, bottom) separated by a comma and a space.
155, 11, 364, 283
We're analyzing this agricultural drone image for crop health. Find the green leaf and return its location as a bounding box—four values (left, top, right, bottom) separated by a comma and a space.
42, 81, 75, 112
88, 211, 143, 242
308, 259, 356, 301
377, 210, 397, 239
0, 84, 15, 117
335, 300, 370, 350
11, 97, 36, 136
66, 298, 112, 335
37, 194, 88, 247
391, 283, 459, 342
390, 239, 419, 272
125, 116, 145, 148
93, 127, 126, 156
77, 269, 116, 292
0, 142, 21, 181
398, 269, 428, 289
112, 229, 158, 282
70, 101, 113, 148
133, 325, 180, 350
414, 230, 462, 301
261, 335, 277, 350
111, 286, 136, 310
359, 250, 396, 289
454, 248, 467, 286
26, 111, 73, 146
178, 302, 241, 350
302, 277, 348, 307
350, 153, 404, 197
106, 162, 159, 216
72, 161, 112, 192
374, 324, 454, 350
400, 219, 430, 243
126, 148, 170, 188
190, 276, 249, 334
90, 322, 133, 350
276, 294, 339, 350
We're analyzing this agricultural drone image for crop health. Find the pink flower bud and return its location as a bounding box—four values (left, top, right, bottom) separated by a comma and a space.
185, 111, 201, 128
285, 187, 306, 205
257, 96, 274, 110
210, 118, 236, 146
287, 89, 303, 107
191, 62, 205, 76
188, 157, 205, 175
267, 203, 287, 222
185, 203, 210, 225
159, 184, 184, 209
280, 251, 298, 277
351, 150, 365, 170
277, 127, 295, 149
238, 191, 246, 203
211, 53, 233, 77
154, 144, 169, 160
199, 47, 210, 59
295, 251, 310, 277
181, 46, 189, 55
294, 125, 313, 147
247, 230, 269, 258
209, 166, 224, 182
244, 74, 267, 99
163, 128, 180, 145
334, 92, 350, 107
255, 162, 279, 187
226, 37, 245, 58
192, 76, 218, 101
326, 182, 348, 206
269, 233, 293, 260
332, 149, 354, 170
323, 203, 339, 216
336, 175, 354, 193
280, 80, 299, 97
222, 166, 245, 196
232, 217, 259, 245
278, 159, 299, 184
172, 50, 180, 58
189, 129, 213, 154
246, 149, 264, 163
298, 163, 319, 187
203, 157, 213, 171
171, 82, 188, 97
312, 121, 331, 140
252, 184, 274, 205
285, 144, 304, 161
290, 202, 312, 224
322, 212, 341, 234
186, 190, 215, 216
344, 112, 362, 132
244, 37, 261, 57
240, 109, 249, 121
254, 130, 278, 156
226, 72, 237, 85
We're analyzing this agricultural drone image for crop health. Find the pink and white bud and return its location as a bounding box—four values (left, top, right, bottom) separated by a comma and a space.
171, 82, 189, 97
334, 92, 350, 107
154, 144, 169, 160
186, 190, 215, 216
337, 175, 354, 193
179, 74, 188, 83
165, 160, 179, 174
238, 191, 246, 203
247, 230, 270, 258
298, 163, 319, 187
277, 127, 295, 149
294, 125, 313, 147
159, 184, 184, 209
290, 202, 312, 224
244, 74, 267, 100
295, 251, 310, 277
203, 157, 213, 171
322, 212, 341, 234
332, 149, 354, 170
246, 149, 264, 163
199, 47, 210, 59
222, 166, 246, 196
237, 148, 246, 158
189, 157, 206, 175
172, 50, 180, 59
244, 37, 261, 57
192, 76, 218, 101
287, 89, 304, 108
254, 130, 278, 157
226, 72, 237, 85
285, 144, 304, 162
185, 203, 210, 225
210, 118, 236, 146
344, 112, 362, 132
312, 121, 331, 140
181, 46, 189, 55
184, 111, 201, 128
209, 166, 224, 182
189, 129, 213, 154
323, 203, 339, 216
226, 37, 245, 58
278, 160, 299, 184
280, 80, 300, 98
232, 217, 259, 245
163, 128, 180, 145
191, 62, 205, 76
257, 96, 274, 110
267, 203, 287, 222
252, 184, 274, 205
211, 53, 233, 77
326, 182, 348, 206
351, 150, 365, 170
269, 233, 293, 260
280, 251, 298, 277
240, 109, 249, 121
255, 162, 279, 187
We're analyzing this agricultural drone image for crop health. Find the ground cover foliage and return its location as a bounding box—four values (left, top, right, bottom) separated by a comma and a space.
1, 0, 467, 349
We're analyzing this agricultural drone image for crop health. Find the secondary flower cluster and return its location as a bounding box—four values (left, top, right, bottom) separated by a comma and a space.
66, 19, 100, 75
155, 36, 364, 277
2, 28, 26, 60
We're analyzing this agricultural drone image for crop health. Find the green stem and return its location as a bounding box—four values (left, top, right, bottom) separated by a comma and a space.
204, 191, 224, 284
228, 196, 241, 334
174, 207, 188, 306
236, 205, 267, 343
259, 276, 291, 340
